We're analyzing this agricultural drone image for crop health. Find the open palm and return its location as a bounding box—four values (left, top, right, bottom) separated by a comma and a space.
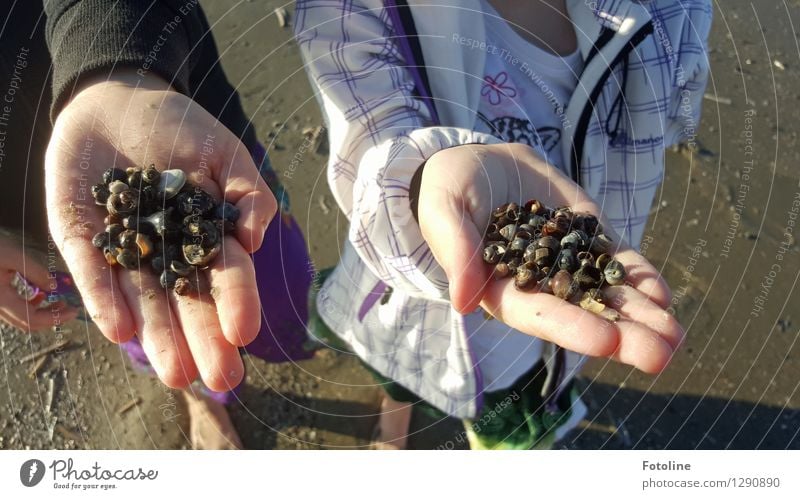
418, 142, 683, 373
45, 71, 276, 390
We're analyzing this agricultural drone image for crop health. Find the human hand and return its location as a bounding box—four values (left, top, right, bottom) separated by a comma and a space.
45, 70, 277, 390
0, 233, 79, 330
417, 142, 684, 373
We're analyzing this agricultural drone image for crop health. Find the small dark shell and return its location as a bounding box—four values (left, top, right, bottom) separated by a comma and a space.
135, 233, 154, 258
509, 237, 528, 255
534, 247, 554, 267
103, 246, 119, 265
494, 262, 511, 279
106, 189, 139, 216
514, 230, 533, 241
151, 255, 166, 274
590, 233, 614, 255
108, 180, 128, 195
214, 202, 240, 232
91, 183, 110, 205
499, 223, 518, 242
174, 277, 193, 296
574, 213, 600, 236
118, 229, 138, 249
104, 213, 121, 226
583, 288, 605, 303
536, 235, 561, 252
105, 223, 124, 240
176, 189, 217, 216
557, 248, 579, 273
561, 230, 590, 250
526, 214, 547, 230
573, 265, 603, 290
160, 270, 179, 289
484, 223, 503, 242
523, 243, 537, 263
505, 202, 521, 221
170, 259, 192, 276
524, 199, 545, 215
507, 257, 523, 274
127, 168, 144, 188
517, 224, 535, 235
577, 251, 595, 267
182, 241, 221, 267
514, 263, 541, 291
595, 253, 612, 272
491, 203, 511, 220
142, 164, 161, 185
553, 207, 573, 220
116, 248, 139, 269
537, 276, 554, 294
483, 244, 505, 265
92, 232, 109, 248
551, 270, 578, 300
603, 259, 626, 285
542, 217, 570, 238
102, 168, 128, 185
184, 218, 221, 248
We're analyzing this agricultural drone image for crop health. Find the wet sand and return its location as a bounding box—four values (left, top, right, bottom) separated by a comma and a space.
1, 0, 798, 449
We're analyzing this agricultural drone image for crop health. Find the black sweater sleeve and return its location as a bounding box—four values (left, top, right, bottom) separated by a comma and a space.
44, 0, 257, 151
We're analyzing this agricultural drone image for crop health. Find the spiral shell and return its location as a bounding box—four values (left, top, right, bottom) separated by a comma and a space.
551, 270, 578, 300
603, 259, 626, 285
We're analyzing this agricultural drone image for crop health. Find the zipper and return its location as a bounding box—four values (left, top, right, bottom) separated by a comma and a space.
569, 21, 655, 184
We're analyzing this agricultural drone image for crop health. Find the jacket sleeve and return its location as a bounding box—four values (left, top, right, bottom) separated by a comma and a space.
664, 1, 712, 146
295, 0, 503, 301
44, 0, 206, 120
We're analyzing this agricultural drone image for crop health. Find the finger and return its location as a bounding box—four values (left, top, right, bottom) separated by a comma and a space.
610, 320, 675, 374
610, 248, 672, 309
208, 237, 261, 347
480, 281, 620, 357
60, 237, 135, 344
603, 286, 685, 350
217, 142, 277, 253
420, 191, 489, 313
170, 279, 245, 392
118, 268, 197, 388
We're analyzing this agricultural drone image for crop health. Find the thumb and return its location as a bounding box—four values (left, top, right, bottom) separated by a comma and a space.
420, 192, 489, 314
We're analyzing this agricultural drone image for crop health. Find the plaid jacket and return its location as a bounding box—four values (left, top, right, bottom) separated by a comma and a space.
295, 0, 712, 418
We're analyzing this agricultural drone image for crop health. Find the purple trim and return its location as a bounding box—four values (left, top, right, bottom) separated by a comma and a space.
357, 281, 389, 322
384, 0, 440, 123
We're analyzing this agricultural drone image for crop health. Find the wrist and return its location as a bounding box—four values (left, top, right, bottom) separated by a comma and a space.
64, 70, 173, 110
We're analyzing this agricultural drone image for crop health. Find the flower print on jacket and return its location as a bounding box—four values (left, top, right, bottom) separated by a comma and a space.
481, 71, 517, 105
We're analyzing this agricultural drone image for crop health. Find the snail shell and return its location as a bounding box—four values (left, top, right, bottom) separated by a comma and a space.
574, 213, 600, 236
157, 169, 187, 200
603, 259, 626, 285
561, 230, 590, 250
160, 270, 179, 289
108, 180, 128, 195
525, 214, 547, 230
524, 199, 545, 215
151, 255, 166, 274
491, 203, 511, 220
142, 164, 161, 185
556, 248, 579, 273
103, 246, 119, 266
116, 248, 139, 269
542, 217, 569, 238
214, 202, 240, 232
91, 183, 110, 205
573, 265, 602, 290
514, 262, 541, 291
499, 223, 518, 242
494, 262, 511, 280
170, 259, 192, 276
534, 247, 554, 267
595, 253, 612, 272
102, 168, 128, 185
483, 243, 506, 265
106, 189, 139, 216
509, 237, 528, 255
551, 270, 578, 300
92, 232, 109, 248
590, 233, 614, 255
118, 229, 138, 249
174, 277, 193, 296
135, 233, 154, 258
536, 235, 560, 252
577, 251, 595, 267
182, 241, 221, 267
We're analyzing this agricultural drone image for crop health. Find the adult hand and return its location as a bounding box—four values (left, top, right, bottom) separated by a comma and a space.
45, 70, 277, 390
417, 142, 684, 373
0, 233, 78, 330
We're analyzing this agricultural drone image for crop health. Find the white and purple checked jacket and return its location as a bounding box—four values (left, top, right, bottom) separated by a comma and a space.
295, 0, 711, 419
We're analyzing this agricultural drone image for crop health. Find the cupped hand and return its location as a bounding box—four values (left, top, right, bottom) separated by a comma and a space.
45, 71, 277, 390
417, 142, 684, 373
0, 234, 79, 330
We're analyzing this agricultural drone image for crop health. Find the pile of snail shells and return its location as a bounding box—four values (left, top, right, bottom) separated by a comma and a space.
89, 164, 240, 296
483, 200, 626, 322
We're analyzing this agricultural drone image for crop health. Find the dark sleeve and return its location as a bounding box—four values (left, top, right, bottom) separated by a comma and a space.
44, 0, 205, 120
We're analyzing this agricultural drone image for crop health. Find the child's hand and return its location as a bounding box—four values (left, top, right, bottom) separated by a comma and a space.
417, 142, 684, 373
0, 235, 79, 330
45, 70, 277, 390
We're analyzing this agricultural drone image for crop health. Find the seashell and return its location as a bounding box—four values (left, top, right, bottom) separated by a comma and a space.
494, 262, 511, 279
143, 209, 179, 238
182, 241, 221, 267
536, 235, 560, 252
551, 270, 578, 300
484, 223, 503, 242
514, 262, 541, 291
214, 202, 240, 232
157, 169, 187, 200
542, 217, 569, 238
91, 232, 109, 248
142, 164, 161, 185
106, 189, 138, 216
553, 207, 573, 220
135, 233, 154, 258
170, 259, 192, 276
91, 183, 110, 205
491, 203, 511, 220
108, 180, 128, 195
507, 257, 523, 275
103, 246, 119, 265
573, 265, 602, 290
160, 270, 179, 289
483, 244, 506, 265
127, 167, 144, 188
578, 290, 620, 322
105, 223, 124, 241
524, 199, 545, 215
118, 229, 138, 249
526, 214, 547, 229
505, 202, 521, 221
590, 233, 614, 255
509, 237, 528, 255
151, 255, 165, 274
104, 213, 121, 226
517, 224, 535, 235
184, 218, 221, 248
523, 243, 537, 263
574, 213, 599, 235
583, 288, 605, 303
534, 247, 554, 267
514, 230, 533, 241
556, 248, 579, 273
603, 259, 626, 285
116, 248, 138, 269
174, 277, 193, 296
102, 168, 128, 185
499, 223, 518, 242
536, 276, 553, 294
595, 253, 612, 272
561, 230, 589, 250
577, 251, 595, 267
176, 189, 217, 216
